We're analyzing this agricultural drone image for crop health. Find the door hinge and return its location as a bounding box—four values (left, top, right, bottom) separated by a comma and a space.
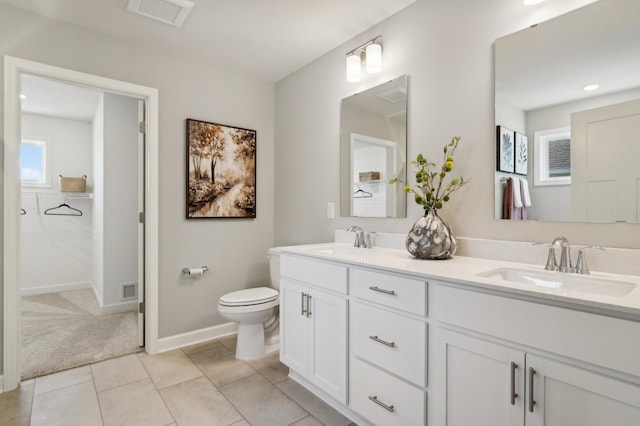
139, 122, 146, 133
139, 212, 145, 224
139, 301, 145, 314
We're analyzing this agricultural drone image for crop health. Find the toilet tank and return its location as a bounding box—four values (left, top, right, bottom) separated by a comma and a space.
267, 247, 281, 290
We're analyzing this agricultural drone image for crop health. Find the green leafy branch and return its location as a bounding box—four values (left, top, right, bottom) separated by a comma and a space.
390, 136, 469, 211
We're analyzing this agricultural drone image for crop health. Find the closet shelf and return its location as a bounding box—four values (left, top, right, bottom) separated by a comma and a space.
22, 191, 93, 199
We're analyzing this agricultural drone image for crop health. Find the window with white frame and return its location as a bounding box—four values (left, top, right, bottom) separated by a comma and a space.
533, 127, 571, 186
20, 139, 51, 188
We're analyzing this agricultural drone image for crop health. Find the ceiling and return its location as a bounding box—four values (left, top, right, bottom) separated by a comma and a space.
1, 0, 416, 84
495, 0, 640, 111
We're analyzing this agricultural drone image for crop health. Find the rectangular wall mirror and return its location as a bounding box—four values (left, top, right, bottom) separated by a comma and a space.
340, 75, 408, 218
494, 0, 640, 223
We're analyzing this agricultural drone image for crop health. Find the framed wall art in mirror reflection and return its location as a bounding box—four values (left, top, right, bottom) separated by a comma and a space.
514, 132, 528, 175
186, 118, 256, 219
496, 125, 514, 173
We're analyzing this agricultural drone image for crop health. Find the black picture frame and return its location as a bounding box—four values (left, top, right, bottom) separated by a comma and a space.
496, 125, 515, 173
186, 118, 256, 219
514, 132, 528, 175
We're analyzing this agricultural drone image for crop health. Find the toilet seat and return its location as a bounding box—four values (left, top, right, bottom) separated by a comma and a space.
219, 287, 279, 307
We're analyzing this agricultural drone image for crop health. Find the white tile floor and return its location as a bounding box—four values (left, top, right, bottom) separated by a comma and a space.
0, 335, 356, 426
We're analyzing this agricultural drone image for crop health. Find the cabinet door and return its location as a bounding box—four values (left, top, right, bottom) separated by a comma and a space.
526, 355, 640, 426
436, 329, 524, 426
280, 279, 309, 374
309, 288, 348, 403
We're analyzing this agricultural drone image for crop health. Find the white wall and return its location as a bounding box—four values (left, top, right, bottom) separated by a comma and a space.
274, 0, 640, 250
102, 93, 138, 308
20, 113, 93, 292
0, 0, 275, 362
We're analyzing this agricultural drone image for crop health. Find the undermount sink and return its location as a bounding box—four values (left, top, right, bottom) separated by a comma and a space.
478, 267, 637, 297
300, 244, 377, 259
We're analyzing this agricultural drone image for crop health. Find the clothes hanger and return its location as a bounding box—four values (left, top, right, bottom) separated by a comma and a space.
44, 202, 83, 216
353, 185, 373, 198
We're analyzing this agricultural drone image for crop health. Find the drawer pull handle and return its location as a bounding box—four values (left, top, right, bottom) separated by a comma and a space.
369, 286, 396, 296
301, 292, 307, 317
369, 335, 396, 348
510, 362, 518, 405
528, 367, 536, 413
368, 395, 394, 412
307, 294, 312, 318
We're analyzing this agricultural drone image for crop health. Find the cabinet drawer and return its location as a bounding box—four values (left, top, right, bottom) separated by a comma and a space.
281, 255, 348, 294
351, 268, 427, 316
350, 357, 426, 426
352, 301, 427, 387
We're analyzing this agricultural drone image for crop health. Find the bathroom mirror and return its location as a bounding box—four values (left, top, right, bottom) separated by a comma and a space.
340, 75, 408, 218
494, 0, 640, 223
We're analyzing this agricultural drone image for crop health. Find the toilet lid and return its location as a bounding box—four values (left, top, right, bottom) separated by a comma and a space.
219, 287, 279, 307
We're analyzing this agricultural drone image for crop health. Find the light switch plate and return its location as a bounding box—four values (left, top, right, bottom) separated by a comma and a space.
326, 202, 335, 219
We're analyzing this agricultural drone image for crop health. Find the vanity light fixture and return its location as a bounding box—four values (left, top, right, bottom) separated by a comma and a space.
523, 0, 544, 5
583, 84, 599, 91
346, 36, 383, 82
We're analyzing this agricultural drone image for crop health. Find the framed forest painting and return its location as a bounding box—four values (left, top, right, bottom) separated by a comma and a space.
187, 118, 256, 218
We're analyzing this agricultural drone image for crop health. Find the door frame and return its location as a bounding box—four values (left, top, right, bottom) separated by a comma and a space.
3, 56, 160, 391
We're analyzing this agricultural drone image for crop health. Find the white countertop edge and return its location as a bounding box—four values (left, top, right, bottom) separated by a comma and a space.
276, 242, 640, 319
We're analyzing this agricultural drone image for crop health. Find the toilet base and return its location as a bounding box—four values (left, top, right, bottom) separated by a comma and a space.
235, 323, 266, 360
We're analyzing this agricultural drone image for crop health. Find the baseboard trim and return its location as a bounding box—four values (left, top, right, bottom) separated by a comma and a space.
157, 322, 238, 353
0, 374, 4, 393
101, 301, 137, 315
21, 281, 92, 296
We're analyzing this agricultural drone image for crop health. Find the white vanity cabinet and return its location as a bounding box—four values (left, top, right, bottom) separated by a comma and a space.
349, 267, 428, 426
279, 255, 348, 403
433, 283, 640, 426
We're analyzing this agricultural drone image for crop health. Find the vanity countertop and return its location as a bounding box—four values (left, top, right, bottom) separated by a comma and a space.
277, 242, 640, 319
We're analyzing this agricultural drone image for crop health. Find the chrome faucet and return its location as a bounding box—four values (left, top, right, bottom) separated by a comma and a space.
347, 226, 374, 248
552, 236, 573, 272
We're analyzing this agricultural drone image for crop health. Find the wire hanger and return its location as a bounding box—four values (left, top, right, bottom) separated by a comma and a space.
44, 202, 83, 216
353, 185, 373, 198
20, 208, 27, 215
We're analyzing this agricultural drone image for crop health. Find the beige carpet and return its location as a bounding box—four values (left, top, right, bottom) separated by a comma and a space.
21, 288, 141, 380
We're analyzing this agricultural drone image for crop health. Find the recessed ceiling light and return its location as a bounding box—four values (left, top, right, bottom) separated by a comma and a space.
127, 0, 194, 28
583, 84, 599, 91
524, 0, 544, 5
19, 94, 27, 100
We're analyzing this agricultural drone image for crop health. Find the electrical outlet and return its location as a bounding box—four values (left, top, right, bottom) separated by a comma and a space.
326, 202, 335, 219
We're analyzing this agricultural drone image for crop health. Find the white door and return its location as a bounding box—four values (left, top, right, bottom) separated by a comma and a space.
137, 100, 146, 347
279, 279, 309, 374
571, 99, 640, 222
525, 355, 640, 426
308, 289, 348, 403
438, 330, 524, 426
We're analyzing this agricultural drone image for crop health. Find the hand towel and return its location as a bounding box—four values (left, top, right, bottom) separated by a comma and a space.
520, 179, 529, 220
502, 177, 513, 219
521, 178, 532, 207
513, 178, 523, 208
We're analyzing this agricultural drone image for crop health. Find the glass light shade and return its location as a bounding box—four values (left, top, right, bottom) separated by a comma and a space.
346, 54, 362, 82
366, 43, 382, 73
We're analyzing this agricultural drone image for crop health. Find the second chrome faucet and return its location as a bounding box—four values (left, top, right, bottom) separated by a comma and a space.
539, 237, 604, 275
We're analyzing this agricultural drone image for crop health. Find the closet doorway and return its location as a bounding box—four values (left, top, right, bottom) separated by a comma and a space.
3, 57, 159, 391
19, 75, 142, 379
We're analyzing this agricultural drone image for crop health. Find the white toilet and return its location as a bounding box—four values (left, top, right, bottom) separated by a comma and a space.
218, 248, 280, 360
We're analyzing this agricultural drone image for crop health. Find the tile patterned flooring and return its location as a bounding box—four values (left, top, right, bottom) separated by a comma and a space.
0, 335, 356, 426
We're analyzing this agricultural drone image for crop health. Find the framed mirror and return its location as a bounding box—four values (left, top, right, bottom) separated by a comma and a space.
340, 75, 408, 218
494, 0, 640, 223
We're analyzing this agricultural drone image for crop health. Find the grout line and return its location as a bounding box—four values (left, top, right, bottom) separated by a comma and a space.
89, 372, 107, 426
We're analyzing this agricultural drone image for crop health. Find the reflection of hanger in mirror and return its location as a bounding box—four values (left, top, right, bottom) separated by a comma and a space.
353, 185, 373, 198
20, 208, 26, 215
44, 203, 83, 216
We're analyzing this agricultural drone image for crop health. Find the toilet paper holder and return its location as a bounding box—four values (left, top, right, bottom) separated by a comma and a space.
182, 266, 209, 276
